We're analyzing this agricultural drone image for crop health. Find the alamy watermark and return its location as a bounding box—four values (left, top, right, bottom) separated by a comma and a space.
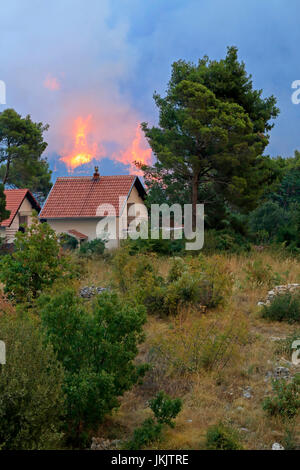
0, 341, 6, 365
96, 198, 204, 251
292, 339, 300, 365
0, 80, 6, 104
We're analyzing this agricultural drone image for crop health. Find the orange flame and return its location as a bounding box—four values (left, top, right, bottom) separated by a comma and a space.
60, 115, 98, 170
115, 125, 152, 173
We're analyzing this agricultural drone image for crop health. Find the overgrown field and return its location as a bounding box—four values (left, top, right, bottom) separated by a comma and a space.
0, 221, 299, 450
82, 249, 300, 450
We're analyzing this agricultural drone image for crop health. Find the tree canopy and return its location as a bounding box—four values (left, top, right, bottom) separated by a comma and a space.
141, 47, 279, 227
0, 109, 52, 203
0, 183, 9, 223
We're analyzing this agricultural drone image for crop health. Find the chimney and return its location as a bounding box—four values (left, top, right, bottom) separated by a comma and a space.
93, 166, 100, 181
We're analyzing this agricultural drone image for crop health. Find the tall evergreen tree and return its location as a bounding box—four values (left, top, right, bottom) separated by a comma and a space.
0, 109, 52, 203
141, 47, 279, 227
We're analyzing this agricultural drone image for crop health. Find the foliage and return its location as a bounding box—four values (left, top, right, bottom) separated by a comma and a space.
273, 162, 300, 209
205, 422, 243, 450
262, 376, 300, 420
202, 229, 251, 254
111, 248, 159, 292
59, 233, 78, 250
261, 292, 300, 323
244, 259, 282, 288
0, 183, 9, 223
79, 238, 105, 257
0, 312, 65, 449
149, 391, 182, 427
0, 108, 51, 203
248, 201, 289, 241
282, 425, 299, 450
0, 217, 76, 303
167, 257, 186, 282
124, 235, 185, 256
126, 392, 182, 450
140, 46, 279, 228
38, 288, 147, 438
112, 251, 232, 316
126, 418, 162, 450
150, 314, 248, 374
274, 330, 300, 357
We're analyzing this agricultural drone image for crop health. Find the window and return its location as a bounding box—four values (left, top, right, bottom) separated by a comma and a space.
19, 215, 28, 226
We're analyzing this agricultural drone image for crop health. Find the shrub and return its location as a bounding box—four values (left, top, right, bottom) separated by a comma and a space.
282, 426, 298, 450
244, 259, 282, 288
138, 255, 232, 316
111, 248, 155, 291
149, 391, 182, 427
38, 288, 147, 440
205, 422, 243, 450
126, 392, 182, 450
203, 229, 251, 254
167, 257, 186, 282
79, 238, 105, 257
150, 314, 248, 374
59, 233, 78, 250
111, 251, 232, 316
123, 234, 185, 256
262, 375, 300, 420
261, 292, 300, 323
274, 330, 300, 357
0, 217, 76, 303
0, 312, 65, 449
126, 418, 162, 450
187, 255, 233, 308
248, 201, 289, 241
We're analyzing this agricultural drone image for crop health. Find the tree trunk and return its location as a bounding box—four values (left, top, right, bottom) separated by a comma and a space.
3, 158, 10, 185
192, 171, 200, 231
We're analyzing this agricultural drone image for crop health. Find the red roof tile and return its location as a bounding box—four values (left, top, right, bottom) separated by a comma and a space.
68, 229, 88, 240
1, 189, 40, 227
39, 175, 145, 219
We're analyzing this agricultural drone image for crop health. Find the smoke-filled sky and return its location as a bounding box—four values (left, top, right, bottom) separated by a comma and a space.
1, 0, 300, 179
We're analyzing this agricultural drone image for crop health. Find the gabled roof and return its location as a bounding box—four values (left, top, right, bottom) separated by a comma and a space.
39, 175, 146, 219
1, 189, 41, 227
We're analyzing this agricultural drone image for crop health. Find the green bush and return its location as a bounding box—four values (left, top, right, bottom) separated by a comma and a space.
126, 418, 162, 450
0, 217, 76, 303
249, 201, 289, 241
167, 257, 186, 282
79, 238, 105, 257
262, 376, 300, 420
202, 229, 251, 254
261, 292, 300, 323
126, 392, 182, 450
112, 251, 232, 316
0, 312, 65, 450
149, 391, 182, 427
38, 288, 147, 441
59, 233, 78, 250
151, 314, 248, 374
205, 422, 243, 450
123, 234, 185, 256
111, 248, 159, 293
244, 259, 282, 288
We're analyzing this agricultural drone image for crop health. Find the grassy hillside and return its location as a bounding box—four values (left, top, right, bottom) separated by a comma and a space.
82, 250, 300, 450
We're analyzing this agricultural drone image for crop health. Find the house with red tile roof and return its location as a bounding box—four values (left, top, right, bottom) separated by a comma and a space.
39, 167, 147, 248
0, 189, 41, 243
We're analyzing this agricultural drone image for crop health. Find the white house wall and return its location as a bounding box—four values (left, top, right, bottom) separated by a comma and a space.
45, 183, 147, 250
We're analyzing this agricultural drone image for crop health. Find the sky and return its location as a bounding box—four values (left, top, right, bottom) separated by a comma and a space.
1, 0, 300, 180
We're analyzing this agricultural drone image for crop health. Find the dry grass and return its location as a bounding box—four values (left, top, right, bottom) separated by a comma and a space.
87, 250, 300, 450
